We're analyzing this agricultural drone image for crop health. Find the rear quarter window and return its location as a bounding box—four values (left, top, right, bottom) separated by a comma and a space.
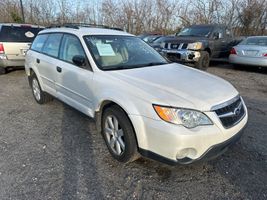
31, 34, 48, 52
0, 26, 43, 42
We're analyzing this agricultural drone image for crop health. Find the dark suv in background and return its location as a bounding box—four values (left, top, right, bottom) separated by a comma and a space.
161, 24, 240, 70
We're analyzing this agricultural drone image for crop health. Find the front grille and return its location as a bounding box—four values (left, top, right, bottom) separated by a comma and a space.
213, 97, 245, 129
181, 43, 188, 49
170, 43, 180, 49
166, 43, 188, 50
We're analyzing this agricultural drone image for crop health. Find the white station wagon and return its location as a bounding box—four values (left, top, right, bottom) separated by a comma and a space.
25, 24, 248, 165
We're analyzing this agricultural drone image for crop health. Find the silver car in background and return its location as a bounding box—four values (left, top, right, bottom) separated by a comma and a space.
229, 36, 267, 67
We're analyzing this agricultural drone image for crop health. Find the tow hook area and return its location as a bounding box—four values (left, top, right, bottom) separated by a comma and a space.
188, 53, 195, 60
191, 51, 201, 62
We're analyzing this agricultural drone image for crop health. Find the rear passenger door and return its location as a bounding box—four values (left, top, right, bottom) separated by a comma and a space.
36, 33, 63, 96
56, 34, 94, 117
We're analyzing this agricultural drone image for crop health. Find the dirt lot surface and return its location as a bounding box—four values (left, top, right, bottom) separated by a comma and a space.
0, 64, 266, 200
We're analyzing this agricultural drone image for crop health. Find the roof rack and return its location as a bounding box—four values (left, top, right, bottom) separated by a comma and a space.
46, 23, 123, 31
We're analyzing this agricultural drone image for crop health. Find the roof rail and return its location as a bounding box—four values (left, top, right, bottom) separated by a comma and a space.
46, 23, 123, 31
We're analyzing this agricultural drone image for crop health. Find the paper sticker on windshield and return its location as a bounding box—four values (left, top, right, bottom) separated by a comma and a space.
25, 31, 35, 38
96, 43, 115, 56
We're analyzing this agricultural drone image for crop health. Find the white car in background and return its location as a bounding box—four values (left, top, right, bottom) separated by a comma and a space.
25, 24, 248, 165
0, 23, 43, 74
229, 36, 267, 68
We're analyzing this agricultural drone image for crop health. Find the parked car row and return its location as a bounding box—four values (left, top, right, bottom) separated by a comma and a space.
1, 23, 265, 76
139, 24, 267, 70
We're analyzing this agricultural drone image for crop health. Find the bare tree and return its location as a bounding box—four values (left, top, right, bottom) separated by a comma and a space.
0, 0, 266, 36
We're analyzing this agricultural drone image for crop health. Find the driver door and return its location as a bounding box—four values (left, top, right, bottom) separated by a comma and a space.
212, 27, 228, 58
55, 34, 94, 117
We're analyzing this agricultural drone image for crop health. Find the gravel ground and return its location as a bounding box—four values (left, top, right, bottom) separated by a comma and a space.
0, 64, 266, 200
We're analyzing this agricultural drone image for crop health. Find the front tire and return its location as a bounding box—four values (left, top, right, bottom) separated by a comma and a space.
195, 51, 210, 70
101, 105, 139, 163
29, 73, 52, 104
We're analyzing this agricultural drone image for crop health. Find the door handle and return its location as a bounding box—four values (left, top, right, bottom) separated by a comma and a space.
56, 66, 62, 73
36, 58, 40, 63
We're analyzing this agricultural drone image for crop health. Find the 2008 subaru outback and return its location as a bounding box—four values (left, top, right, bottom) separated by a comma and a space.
25, 24, 248, 165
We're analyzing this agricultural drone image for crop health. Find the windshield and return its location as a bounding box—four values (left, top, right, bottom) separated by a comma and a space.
143, 35, 162, 43
84, 35, 168, 70
0, 26, 43, 42
153, 36, 174, 44
177, 27, 212, 37
240, 37, 267, 46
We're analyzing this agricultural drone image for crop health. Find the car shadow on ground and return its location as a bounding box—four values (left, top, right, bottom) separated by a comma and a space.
3, 67, 25, 74
60, 104, 105, 200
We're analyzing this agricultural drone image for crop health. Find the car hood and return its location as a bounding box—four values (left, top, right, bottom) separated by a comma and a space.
108, 63, 238, 111
164, 36, 207, 44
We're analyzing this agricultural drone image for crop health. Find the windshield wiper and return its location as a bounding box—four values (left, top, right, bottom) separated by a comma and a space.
102, 62, 167, 71
101, 65, 131, 71
143, 62, 167, 67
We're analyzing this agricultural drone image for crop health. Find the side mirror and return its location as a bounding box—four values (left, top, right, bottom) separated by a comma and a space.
72, 55, 86, 67
213, 32, 219, 40
214, 32, 223, 40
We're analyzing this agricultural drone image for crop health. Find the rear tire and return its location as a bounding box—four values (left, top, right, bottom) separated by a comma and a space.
29, 72, 52, 104
0, 67, 6, 75
195, 51, 210, 70
101, 105, 139, 163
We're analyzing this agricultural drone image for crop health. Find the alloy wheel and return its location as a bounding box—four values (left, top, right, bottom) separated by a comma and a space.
104, 115, 125, 155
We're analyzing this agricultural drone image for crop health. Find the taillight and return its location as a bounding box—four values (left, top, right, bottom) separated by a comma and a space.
230, 48, 237, 55
0, 44, 4, 54
263, 53, 267, 57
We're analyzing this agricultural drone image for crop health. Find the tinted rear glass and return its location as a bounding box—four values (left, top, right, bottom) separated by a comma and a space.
0, 26, 43, 42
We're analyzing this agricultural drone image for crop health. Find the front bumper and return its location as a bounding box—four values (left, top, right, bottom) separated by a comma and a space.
129, 105, 248, 165
139, 125, 245, 165
162, 49, 201, 63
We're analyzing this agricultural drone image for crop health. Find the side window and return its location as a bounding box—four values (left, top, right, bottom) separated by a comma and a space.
42, 33, 63, 57
217, 28, 225, 39
59, 34, 86, 65
31, 34, 48, 52
226, 29, 232, 38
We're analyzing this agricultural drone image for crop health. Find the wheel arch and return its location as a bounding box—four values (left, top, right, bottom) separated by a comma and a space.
204, 47, 211, 55
95, 99, 141, 148
27, 67, 45, 91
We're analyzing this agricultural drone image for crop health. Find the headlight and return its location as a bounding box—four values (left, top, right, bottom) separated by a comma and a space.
160, 42, 166, 48
153, 105, 213, 128
187, 42, 203, 50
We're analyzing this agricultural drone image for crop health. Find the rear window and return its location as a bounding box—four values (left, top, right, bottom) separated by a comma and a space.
240, 37, 267, 46
0, 25, 43, 42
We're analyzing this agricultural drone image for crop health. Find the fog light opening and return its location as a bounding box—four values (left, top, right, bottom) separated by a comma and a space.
176, 148, 197, 160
